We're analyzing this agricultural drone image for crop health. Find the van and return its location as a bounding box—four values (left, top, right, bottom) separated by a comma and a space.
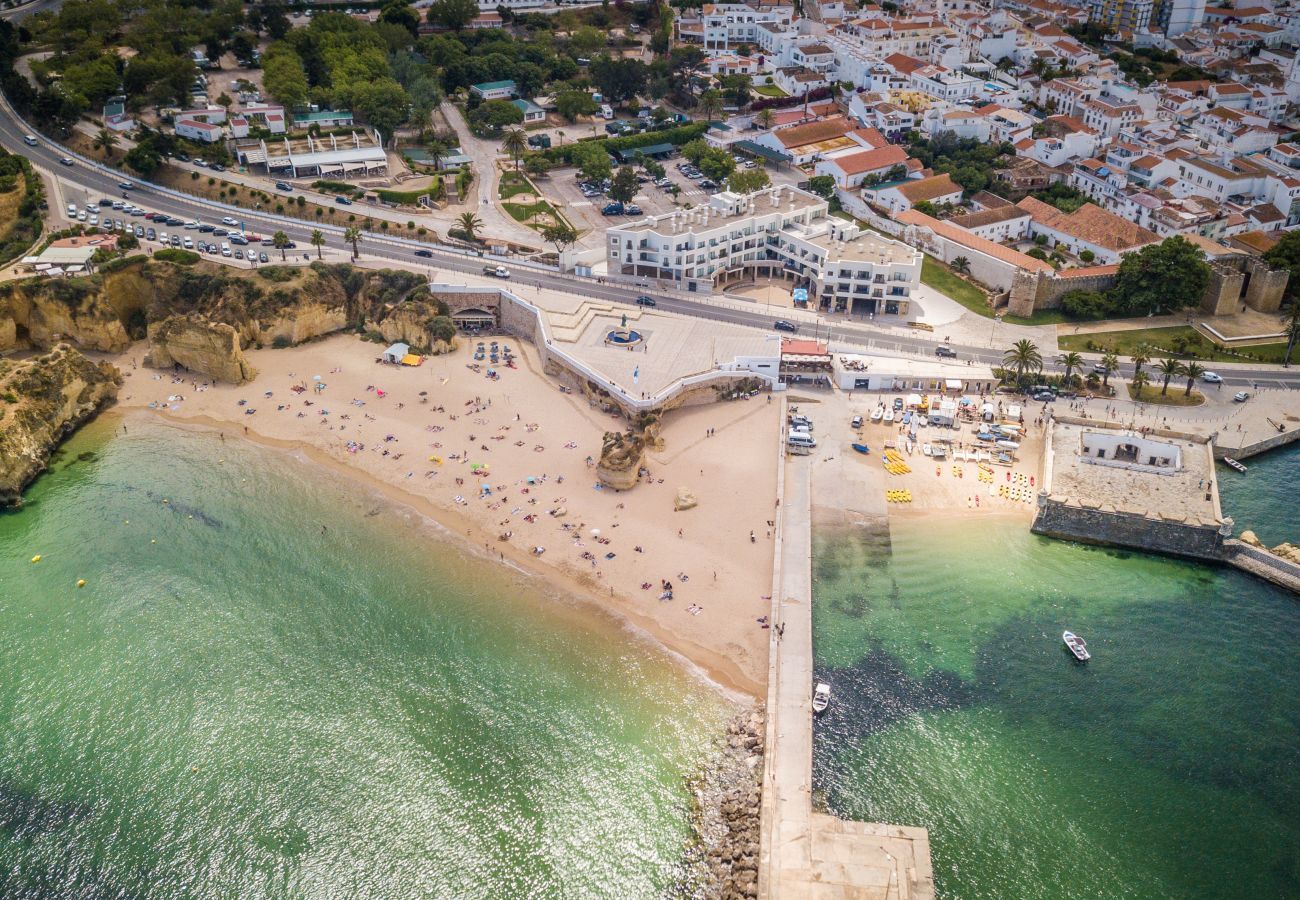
789, 425, 811, 439
789, 415, 813, 430
221, 242, 231, 256
600, 104, 614, 120
787, 433, 816, 449
22, 134, 38, 146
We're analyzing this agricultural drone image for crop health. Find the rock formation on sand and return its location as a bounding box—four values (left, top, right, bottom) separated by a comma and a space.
0, 344, 121, 507
0, 260, 452, 381
144, 317, 256, 385
595, 430, 644, 491
674, 487, 698, 511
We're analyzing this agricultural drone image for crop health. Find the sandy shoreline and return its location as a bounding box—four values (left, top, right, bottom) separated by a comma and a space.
109, 334, 782, 698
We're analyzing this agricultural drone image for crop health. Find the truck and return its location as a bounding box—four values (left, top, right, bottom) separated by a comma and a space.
483, 265, 511, 278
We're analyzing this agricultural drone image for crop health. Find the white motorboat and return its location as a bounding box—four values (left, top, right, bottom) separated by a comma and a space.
813, 682, 831, 714
922, 443, 933, 456
1062, 631, 1090, 661
883, 409, 895, 424
870, 407, 883, 423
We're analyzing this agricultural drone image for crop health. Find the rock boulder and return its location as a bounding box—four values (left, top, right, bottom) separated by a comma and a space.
144, 316, 255, 384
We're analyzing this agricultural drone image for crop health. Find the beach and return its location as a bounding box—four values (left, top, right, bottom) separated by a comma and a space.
112, 333, 781, 697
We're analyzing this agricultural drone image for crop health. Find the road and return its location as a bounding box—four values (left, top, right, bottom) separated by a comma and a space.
3, 96, 1298, 390
0, 0, 62, 21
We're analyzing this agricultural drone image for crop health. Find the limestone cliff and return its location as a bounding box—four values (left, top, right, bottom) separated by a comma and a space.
365, 298, 458, 354
0, 275, 133, 352
596, 430, 645, 491
144, 316, 255, 384
0, 344, 121, 507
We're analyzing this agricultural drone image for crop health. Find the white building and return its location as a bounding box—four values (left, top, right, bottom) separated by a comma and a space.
605, 185, 923, 315
176, 118, 224, 143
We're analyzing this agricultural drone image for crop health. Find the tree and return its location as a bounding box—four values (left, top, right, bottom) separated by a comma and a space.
541, 221, 579, 255
92, 129, 118, 159
755, 107, 775, 130
1130, 370, 1151, 396
427, 0, 478, 31
1262, 230, 1300, 293
1113, 236, 1211, 316
1002, 339, 1042, 383
571, 141, 612, 182
697, 88, 723, 122
1155, 357, 1183, 395
1059, 288, 1113, 320
556, 90, 599, 122
310, 229, 325, 259
524, 155, 550, 178
1182, 361, 1205, 395
807, 175, 835, 198
501, 128, 529, 171
457, 212, 483, 241
262, 47, 310, 109
353, 80, 411, 144
1060, 351, 1083, 386
952, 256, 971, 275
727, 167, 770, 194
1131, 344, 1153, 380
272, 230, 290, 261
467, 99, 524, 137
124, 144, 163, 176
590, 56, 647, 105
609, 166, 639, 204
380, 0, 422, 36
344, 227, 363, 260
1100, 351, 1119, 387
1079, 249, 1095, 263
429, 315, 457, 345
571, 25, 605, 55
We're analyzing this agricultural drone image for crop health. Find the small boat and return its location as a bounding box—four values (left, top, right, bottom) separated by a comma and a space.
884, 409, 895, 423
851, 442, 870, 455
922, 443, 932, 456
813, 682, 831, 714
1062, 631, 1090, 661
870, 408, 883, 423
1222, 457, 1247, 473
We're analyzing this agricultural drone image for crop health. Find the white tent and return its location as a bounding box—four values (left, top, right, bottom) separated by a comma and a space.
382, 342, 410, 363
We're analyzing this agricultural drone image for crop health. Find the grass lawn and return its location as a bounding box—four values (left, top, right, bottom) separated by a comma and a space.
1127, 383, 1205, 406
498, 171, 535, 200
1003, 308, 1074, 326
753, 84, 787, 97
1059, 325, 1292, 365
502, 199, 572, 232
921, 256, 992, 316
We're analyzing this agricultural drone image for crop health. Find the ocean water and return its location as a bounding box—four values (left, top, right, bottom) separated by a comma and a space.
1218, 441, 1300, 546
0, 417, 730, 898
813, 501, 1300, 897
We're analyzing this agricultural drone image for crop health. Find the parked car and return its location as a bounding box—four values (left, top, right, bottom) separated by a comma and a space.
275, 182, 292, 192
259, 252, 269, 263
1202, 371, 1223, 383
851, 415, 863, 429
934, 345, 957, 358
482, 265, 510, 278
1233, 391, 1249, 402
773, 320, 798, 333
893, 397, 904, 411
414, 249, 434, 258
335, 196, 353, 205
601, 202, 625, 216
625, 204, 642, 215
66, 203, 77, 215
146, 228, 156, 240
193, 159, 207, 168
1032, 391, 1054, 401
635, 295, 656, 307
209, 164, 225, 172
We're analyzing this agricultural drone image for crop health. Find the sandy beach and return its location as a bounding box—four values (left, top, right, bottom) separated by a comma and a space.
111, 334, 782, 696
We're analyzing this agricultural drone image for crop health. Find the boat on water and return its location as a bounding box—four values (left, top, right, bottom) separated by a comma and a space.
883, 409, 895, 423
1062, 631, 1091, 661
813, 682, 831, 714
870, 408, 883, 423
1223, 457, 1247, 473
851, 443, 870, 455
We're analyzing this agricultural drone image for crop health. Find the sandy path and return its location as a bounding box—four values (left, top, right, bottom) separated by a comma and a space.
113, 334, 781, 696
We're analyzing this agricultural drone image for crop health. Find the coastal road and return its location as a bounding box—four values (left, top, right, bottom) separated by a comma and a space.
0, 0, 62, 21
5, 102, 1300, 390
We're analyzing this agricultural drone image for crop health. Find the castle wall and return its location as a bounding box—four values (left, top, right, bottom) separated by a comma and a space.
1243, 257, 1288, 313
1031, 497, 1226, 560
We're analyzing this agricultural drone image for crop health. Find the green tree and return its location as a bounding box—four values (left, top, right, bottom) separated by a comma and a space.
571, 25, 605, 55
1182, 361, 1205, 395
1130, 344, 1153, 381
1113, 236, 1211, 316
807, 175, 835, 198
952, 256, 971, 275
556, 90, 599, 122
310, 229, 325, 259
1059, 288, 1113, 320
1130, 369, 1151, 396
755, 107, 775, 130
590, 56, 647, 105
524, 155, 550, 178
429, 315, 457, 345
380, 0, 422, 36
541, 221, 579, 255
609, 166, 639, 204
570, 141, 612, 182
1060, 351, 1083, 386
92, 129, 119, 159
1079, 249, 1095, 263
1262, 230, 1300, 295
272, 230, 290, 261
1100, 351, 1119, 387
727, 167, 769, 194
353, 80, 411, 144
124, 143, 163, 176
427, 0, 478, 30
501, 127, 529, 171
467, 99, 524, 137
697, 88, 723, 122
456, 212, 483, 240
1155, 357, 1183, 395
1002, 339, 1042, 383
262, 47, 310, 109
344, 226, 362, 259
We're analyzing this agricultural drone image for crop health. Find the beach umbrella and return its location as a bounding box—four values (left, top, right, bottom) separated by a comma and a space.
590, 528, 600, 537
313, 375, 321, 381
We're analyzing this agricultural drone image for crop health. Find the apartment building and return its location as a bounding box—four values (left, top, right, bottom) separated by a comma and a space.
605, 185, 922, 314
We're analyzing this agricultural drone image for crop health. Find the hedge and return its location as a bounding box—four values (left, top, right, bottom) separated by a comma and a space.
153, 248, 201, 265
533, 122, 709, 166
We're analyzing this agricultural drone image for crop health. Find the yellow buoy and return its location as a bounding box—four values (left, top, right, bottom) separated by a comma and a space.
76, 579, 86, 588
31, 555, 41, 563
150, 539, 157, 544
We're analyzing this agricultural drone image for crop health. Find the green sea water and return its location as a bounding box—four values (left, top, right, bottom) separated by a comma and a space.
0, 416, 730, 898
813, 478, 1300, 898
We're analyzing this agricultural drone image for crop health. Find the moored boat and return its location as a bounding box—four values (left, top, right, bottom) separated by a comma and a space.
1222, 457, 1247, 473
851, 443, 870, 455
813, 682, 831, 714
870, 408, 883, 423
884, 409, 895, 423
1062, 631, 1090, 661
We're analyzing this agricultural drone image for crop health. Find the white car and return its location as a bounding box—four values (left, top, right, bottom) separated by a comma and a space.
66, 203, 77, 216
1201, 371, 1223, 384
221, 216, 238, 226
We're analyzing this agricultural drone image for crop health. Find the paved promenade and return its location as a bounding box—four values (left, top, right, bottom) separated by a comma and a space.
759, 448, 934, 899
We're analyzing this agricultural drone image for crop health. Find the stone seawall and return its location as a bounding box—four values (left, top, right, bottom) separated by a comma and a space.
1223, 540, 1300, 594
1215, 426, 1300, 461
1032, 497, 1226, 561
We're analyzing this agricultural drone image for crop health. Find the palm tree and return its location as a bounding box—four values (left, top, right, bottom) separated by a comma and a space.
755, 107, 775, 130
457, 212, 483, 241
344, 226, 362, 260
310, 229, 325, 259
92, 129, 119, 159
1002, 339, 1042, 384
698, 89, 723, 123
1182, 361, 1205, 396
1100, 351, 1119, 387
272, 230, 290, 261
1130, 370, 1151, 398
952, 256, 971, 275
501, 128, 528, 171
1130, 344, 1153, 381
1060, 351, 1083, 386
1155, 357, 1184, 395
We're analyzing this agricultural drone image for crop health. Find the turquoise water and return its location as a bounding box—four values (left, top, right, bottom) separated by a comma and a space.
1218, 441, 1300, 545
813, 494, 1300, 896
0, 417, 729, 898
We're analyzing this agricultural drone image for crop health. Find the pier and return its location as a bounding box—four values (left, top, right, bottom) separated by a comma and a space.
758, 446, 934, 899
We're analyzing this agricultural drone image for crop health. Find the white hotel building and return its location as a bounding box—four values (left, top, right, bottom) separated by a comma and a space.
606, 186, 922, 315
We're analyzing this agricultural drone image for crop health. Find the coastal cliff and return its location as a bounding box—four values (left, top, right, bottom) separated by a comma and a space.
0, 260, 448, 382
0, 344, 121, 507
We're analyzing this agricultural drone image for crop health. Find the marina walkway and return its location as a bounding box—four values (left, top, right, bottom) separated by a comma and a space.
758, 450, 934, 899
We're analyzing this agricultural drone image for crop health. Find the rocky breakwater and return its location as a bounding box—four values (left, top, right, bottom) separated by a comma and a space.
0, 344, 121, 507
680, 707, 765, 900
144, 316, 255, 385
